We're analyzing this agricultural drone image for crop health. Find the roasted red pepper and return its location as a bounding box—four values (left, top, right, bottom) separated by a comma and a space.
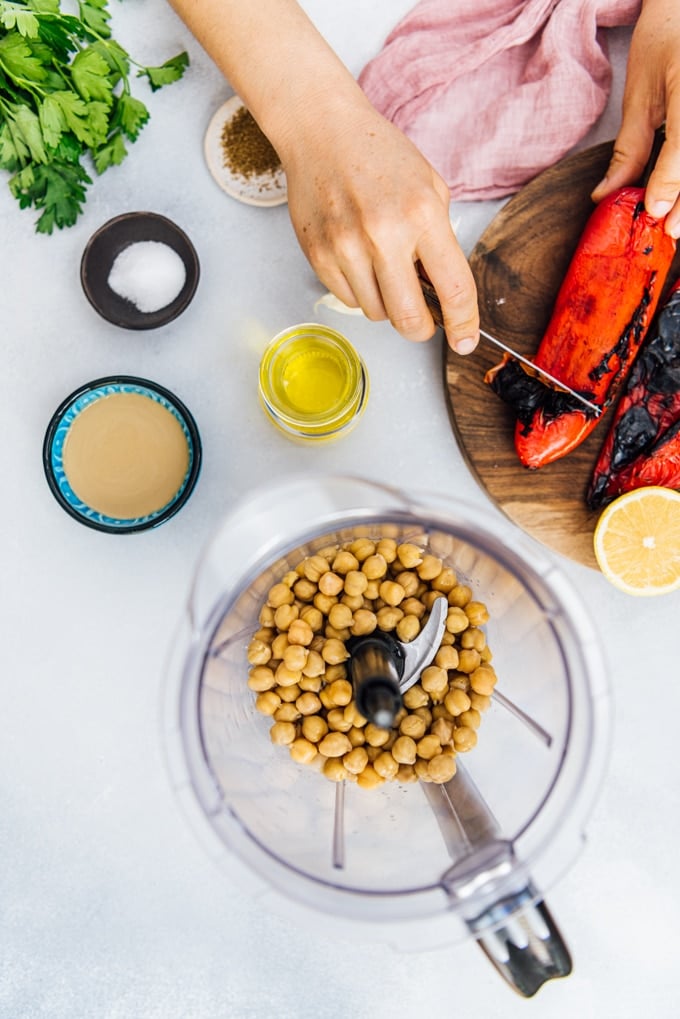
587, 277, 680, 507
487, 187, 676, 468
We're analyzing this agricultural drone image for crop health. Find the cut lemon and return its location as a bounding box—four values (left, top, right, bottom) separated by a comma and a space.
593, 486, 680, 596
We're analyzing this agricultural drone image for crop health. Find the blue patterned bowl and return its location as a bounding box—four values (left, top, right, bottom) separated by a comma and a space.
43, 376, 202, 533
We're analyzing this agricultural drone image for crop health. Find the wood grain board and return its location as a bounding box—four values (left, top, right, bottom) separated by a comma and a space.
443, 141, 680, 569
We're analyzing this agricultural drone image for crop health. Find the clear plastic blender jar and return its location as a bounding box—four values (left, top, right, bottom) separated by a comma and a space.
163, 475, 611, 997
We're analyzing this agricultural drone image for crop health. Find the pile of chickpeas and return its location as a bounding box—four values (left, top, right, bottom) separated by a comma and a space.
246, 537, 497, 788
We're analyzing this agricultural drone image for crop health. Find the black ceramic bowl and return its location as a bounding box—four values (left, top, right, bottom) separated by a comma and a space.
80, 212, 200, 329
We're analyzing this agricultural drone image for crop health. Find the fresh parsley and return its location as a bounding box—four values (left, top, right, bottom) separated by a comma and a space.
0, 0, 188, 232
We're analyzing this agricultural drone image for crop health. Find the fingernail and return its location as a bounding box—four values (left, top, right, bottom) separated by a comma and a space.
668, 219, 680, 240
454, 337, 477, 355
648, 200, 673, 220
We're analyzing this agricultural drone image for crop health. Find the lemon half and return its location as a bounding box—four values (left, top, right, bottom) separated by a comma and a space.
593, 487, 680, 596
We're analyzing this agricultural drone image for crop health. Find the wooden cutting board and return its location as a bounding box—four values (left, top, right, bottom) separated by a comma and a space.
444, 140, 680, 569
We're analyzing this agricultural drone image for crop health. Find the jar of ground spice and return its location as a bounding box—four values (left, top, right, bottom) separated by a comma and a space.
204, 96, 288, 207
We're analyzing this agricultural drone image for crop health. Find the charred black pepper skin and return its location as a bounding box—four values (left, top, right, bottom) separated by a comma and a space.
488, 359, 597, 433
589, 280, 654, 385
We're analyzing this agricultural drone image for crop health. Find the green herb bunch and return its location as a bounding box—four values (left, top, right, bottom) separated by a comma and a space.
0, 0, 188, 233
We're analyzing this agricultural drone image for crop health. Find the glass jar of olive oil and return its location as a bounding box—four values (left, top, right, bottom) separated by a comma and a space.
258, 323, 369, 441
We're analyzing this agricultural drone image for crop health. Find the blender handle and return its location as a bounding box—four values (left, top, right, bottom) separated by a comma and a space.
469, 887, 572, 998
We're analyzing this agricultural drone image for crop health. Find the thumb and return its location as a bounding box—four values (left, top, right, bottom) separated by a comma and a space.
591, 118, 655, 202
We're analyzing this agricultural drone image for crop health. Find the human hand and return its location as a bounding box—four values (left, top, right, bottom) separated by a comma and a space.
591, 0, 680, 236
281, 95, 479, 354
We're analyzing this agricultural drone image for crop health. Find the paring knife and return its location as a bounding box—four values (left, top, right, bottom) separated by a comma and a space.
418, 273, 602, 417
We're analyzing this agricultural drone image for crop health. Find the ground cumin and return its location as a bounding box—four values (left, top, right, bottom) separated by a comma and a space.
220, 106, 282, 179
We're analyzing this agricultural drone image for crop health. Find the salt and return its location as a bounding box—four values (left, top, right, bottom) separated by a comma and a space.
107, 240, 187, 313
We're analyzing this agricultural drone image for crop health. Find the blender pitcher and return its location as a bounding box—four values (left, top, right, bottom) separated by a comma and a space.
163, 475, 611, 997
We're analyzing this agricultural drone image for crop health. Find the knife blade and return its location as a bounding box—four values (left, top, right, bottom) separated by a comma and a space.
418, 273, 601, 417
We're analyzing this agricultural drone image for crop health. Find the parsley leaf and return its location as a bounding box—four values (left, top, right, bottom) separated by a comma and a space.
139, 51, 189, 92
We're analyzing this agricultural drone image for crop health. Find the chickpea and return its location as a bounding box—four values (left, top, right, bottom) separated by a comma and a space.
450, 672, 470, 692
259, 604, 275, 627
267, 582, 295, 608
459, 708, 481, 730
344, 570, 368, 598
428, 753, 457, 784
460, 627, 486, 652
480, 646, 494, 664
328, 679, 353, 706
470, 665, 497, 696
314, 592, 338, 616
327, 708, 353, 733
299, 605, 324, 633
283, 644, 308, 672
444, 688, 471, 716
349, 538, 375, 562
396, 542, 423, 568
324, 663, 348, 682
401, 597, 426, 620
397, 764, 418, 783
280, 569, 299, 588
332, 550, 359, 574
325, 624, 351, 642
379, 580, 406, 607
269, 721, 296, 746
276, 683, 301, 703
302, 555, 330, 583
445, 607, 469, 634
431, 704, 453, 721
296, 692, 322, 716
319, 688, 335, 711
421, 666, 448, 699
299, 674, 322, 693
274, 703, 301, 723
351, 609, 378, 636
361, 554, 388, 580
376, 606, 403, 631
247, 666, 276, 692
417, 554, 443, 581
270, 633, 289, 660
318, 571, 344, 597
466, 601, 490, 626
293, 578, 317, 602
288, 738, 317, 765
414, 759, 431, 781
274, 603, 299, 631
356, 764, 384, 789
321, 638, 349, 665
347, 726, 366, 747
247, 638, 272, 666
343, 746, 369, 775
434, 645, 459, 671
391, 735, 417, 765
399, 714, 427, 740
414, 706, 433, 728
328, 603, 353, 631
458, 649, 482, 674
364, 580, 381, 600
403, 684, 429, 710
394, 571, 420, 598
415, 734, 441, 761
453, 725, 478, 752
376, 538, 398, 563
469, 692, 492, 713
319, 732, 352, 758
373, 751, 399, 780
252, 626, 275, 645
431, 717, 454, 744
396, 614, 420, 643
431, 567, 457, 593
255, 690, 281, 716
439, 629, 455, 646
341, 594, 364, 612
301, 649, 325, 677
448, 583, 472, 607
364, 723, 390, 748
343, 702, 367, 728
302, 715, 328, 743
317, 544, 338, 561
323, 758, 348, 782
274, 663, 302, 688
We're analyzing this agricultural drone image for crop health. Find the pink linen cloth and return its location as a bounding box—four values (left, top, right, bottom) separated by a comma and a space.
358, 0, 641, 199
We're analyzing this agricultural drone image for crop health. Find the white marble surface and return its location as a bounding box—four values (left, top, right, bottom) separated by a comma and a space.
1, 3, 678, 1017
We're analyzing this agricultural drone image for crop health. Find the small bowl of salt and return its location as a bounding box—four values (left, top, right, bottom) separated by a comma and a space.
80, 212, 200, 330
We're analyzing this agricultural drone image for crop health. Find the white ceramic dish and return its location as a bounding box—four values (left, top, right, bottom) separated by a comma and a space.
203, 95, 288, 207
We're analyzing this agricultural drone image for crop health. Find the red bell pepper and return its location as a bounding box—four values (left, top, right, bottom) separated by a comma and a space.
587, 277, 680, 507
486, 187, 677, 468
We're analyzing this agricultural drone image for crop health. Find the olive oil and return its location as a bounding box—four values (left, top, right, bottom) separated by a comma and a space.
259, 324, 368, 441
